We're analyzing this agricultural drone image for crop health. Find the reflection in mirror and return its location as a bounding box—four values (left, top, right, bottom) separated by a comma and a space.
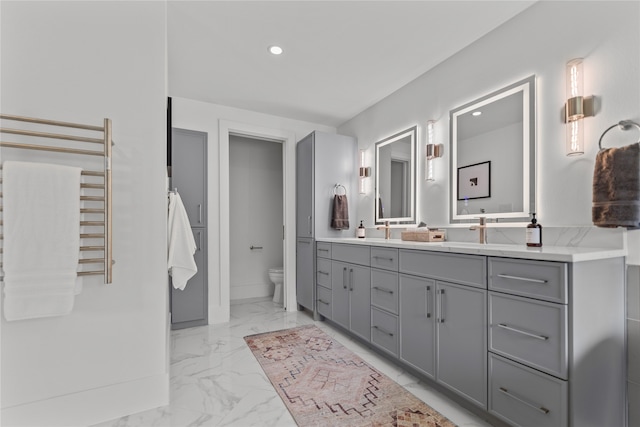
375, 126, 417, 225
450, 76, 535, 223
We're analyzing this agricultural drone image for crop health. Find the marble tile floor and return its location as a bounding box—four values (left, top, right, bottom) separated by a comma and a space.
95, 298, 493, 427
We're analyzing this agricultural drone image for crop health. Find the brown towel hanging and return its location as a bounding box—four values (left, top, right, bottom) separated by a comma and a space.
331, 184, 349, 229
592, 121, 640, 229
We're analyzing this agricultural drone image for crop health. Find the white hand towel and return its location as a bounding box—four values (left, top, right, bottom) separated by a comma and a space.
168, 192, 197, 290
2, 161, 82, 321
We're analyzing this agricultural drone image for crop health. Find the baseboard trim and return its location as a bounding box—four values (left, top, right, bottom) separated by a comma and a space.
1, 373, 169, 427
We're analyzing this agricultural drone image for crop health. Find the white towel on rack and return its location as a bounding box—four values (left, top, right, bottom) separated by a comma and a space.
2, 161, 82, 321
168, 192, 197, 290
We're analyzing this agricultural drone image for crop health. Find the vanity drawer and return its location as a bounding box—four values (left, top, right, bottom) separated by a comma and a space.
489, 292, 567, 379
332, 243, 370, 266
399, 249, 486, 288
316, 242, 332, 259
371, 247, 399, 271
316, 286, 332, 319
371, 307, 398, 356
371, 269, 399, 314
489, 354, 567, 427
489, 258, 567, 304
316, 258, 332, 289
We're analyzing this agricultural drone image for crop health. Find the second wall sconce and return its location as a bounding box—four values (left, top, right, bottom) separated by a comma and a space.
426, 120, 443, 181
359, 149, 371, 194
564, 58, 595, 156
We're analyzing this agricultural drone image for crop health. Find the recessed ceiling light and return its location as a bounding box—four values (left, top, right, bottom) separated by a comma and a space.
268, 45, 283, 55
472, 111, 482, 116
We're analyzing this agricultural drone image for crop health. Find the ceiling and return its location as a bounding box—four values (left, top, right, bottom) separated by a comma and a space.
168, 1, 536, 128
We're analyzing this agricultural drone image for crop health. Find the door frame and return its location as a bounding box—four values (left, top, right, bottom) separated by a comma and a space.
219, 120, 297, 318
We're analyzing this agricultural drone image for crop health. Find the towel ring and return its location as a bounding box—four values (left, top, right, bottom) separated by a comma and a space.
333, 183, 347, 196
598, 120, 640, 150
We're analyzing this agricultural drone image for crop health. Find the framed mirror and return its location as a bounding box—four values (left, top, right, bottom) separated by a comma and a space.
375, 125, 417, 225
450, 75, 535, 223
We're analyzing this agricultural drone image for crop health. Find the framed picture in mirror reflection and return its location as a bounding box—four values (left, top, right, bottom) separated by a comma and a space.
457, 161, 491, 200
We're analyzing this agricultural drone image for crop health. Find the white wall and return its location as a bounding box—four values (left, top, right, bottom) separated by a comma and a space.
339, 1, 639, 236
0, 2, 168, 426
229, 135, 283, 300
171, 97, 334, 322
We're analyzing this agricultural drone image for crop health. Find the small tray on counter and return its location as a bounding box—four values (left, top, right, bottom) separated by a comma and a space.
401, 229, 446, 242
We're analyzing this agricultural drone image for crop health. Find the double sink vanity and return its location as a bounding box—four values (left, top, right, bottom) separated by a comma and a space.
296, 74, 628, 426
310, 237, 626, 427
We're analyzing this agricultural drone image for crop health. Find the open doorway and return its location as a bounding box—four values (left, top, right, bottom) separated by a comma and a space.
229, 134, 283, 303
217, 120, 297, 323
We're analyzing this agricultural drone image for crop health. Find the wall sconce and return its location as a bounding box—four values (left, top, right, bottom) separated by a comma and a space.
359, 149, 371, 194
564, 58, 595, 156
425, 120, 443, 181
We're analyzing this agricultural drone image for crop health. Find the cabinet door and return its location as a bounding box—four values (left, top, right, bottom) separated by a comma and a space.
436, 281, 487, 408
296, 133, 314, 237
400, 274, 436, 379
331, 261, 349, 330
171, 229, 207, 328
171, 128, 207, 227
296, 238, 314, 310
349, 264, 371, 342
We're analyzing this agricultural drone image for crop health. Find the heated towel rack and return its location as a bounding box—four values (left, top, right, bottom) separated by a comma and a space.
0, 113, 114, 284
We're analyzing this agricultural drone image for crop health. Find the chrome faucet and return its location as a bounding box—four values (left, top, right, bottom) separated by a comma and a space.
470, 217, 488, 244
377, 220, 391, 240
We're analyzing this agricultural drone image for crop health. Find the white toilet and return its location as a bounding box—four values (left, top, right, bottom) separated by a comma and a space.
268, 267, 284, 304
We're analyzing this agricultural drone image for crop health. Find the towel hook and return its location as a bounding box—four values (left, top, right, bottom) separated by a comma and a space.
598, 120, 640, 150
333, 183, 347, 196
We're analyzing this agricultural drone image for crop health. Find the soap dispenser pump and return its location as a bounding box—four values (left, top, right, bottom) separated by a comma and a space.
526, 213, 542, 247
357, 220, 366, 239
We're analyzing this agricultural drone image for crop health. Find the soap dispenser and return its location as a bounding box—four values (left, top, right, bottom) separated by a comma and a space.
526, 213, 542, 247
357, 220, 366, 239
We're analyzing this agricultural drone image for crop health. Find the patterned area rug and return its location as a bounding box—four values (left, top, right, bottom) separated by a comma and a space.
244, 324, 456, 426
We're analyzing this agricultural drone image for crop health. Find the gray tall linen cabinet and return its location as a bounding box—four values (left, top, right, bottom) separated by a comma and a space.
170, 128, 208, 330
296, 131, 357, 313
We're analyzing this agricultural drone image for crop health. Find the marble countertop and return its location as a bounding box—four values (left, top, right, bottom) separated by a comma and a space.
315, 237, 627, 262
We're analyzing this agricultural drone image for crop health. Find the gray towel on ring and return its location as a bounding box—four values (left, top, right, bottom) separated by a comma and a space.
592, 142, 640, 229
331, 195, 349, 230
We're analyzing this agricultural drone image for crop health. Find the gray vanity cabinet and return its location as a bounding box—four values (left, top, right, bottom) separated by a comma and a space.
399, 249, 487, 409
296, 238, 314, 310
435, 281, 487, 408
486, 256, 626, 427
295, 131, 356, 313
399, 274, 487, 407
399, 274, 436, 379
331, 260, 371, 342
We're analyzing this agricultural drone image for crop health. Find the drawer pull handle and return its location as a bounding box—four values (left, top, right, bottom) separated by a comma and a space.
373, 325, 394, 336
373, 286, 394, 294
317, 299, 330, 305
425, 285, 431, 318
497, 323, 549, 341
499, 387, 550, 415
349, 268, 354, 291
318, 248, 329, 252
497, 273, 548, 284
318, 270, 330, 276
437, 289, 445, 323
373, 256, 394, 262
